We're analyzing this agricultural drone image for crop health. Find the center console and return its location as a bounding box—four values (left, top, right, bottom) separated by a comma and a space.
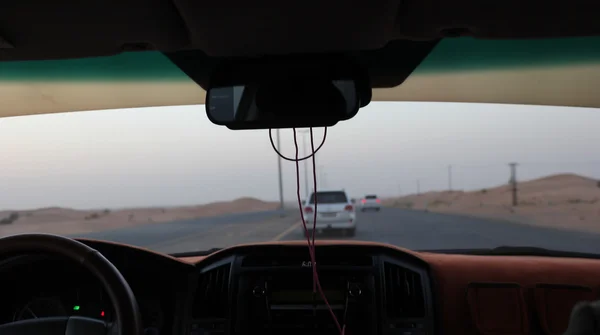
189, 245, 434, 335
236, 266, 376, 334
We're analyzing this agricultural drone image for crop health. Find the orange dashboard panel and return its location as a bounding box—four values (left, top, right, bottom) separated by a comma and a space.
75, 238, 598, 335
182, 241, 600, 335
418, 253, 599, 335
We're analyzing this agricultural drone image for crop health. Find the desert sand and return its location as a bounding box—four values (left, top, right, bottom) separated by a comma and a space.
0, 197, 278, 237
383, 173, 600, 233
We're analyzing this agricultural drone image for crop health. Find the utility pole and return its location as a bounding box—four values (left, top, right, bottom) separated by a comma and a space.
276, 129, 284, 213
448, 165, 453, 191
509, 162, 518, 206
318, 165, 326, 189
298, 130, 310, 200
416, 179, 421, 195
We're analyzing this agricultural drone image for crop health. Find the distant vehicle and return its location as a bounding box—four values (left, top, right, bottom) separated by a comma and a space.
303, 190, 356, 236
361, 194, 381, 211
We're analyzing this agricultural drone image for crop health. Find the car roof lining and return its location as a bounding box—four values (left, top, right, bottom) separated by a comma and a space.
2, 0, 600, 62
2, 1, 600, 119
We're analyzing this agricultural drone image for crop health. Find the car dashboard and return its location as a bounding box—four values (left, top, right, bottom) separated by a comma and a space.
1, 239, 599, 335
190, 244, 433, 335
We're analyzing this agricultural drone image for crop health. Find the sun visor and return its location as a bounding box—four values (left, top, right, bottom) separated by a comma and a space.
3, 36, 600, 120
0, 52, 205, 119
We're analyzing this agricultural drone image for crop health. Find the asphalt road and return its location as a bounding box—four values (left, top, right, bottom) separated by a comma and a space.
73, 208, 600, 255
73, 210, 298, 254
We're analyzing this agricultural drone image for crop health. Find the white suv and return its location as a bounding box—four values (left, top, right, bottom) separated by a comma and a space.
303, 190, 356, 236
361, 194, 381, 211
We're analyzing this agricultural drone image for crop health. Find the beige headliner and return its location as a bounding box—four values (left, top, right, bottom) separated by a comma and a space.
1, 63, 598, 119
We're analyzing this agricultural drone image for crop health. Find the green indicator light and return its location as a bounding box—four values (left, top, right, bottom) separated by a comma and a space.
73, 305, 80, 311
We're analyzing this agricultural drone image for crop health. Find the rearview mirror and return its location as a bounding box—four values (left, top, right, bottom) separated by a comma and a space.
205, 56, 371, 130
207, 80, 359, 129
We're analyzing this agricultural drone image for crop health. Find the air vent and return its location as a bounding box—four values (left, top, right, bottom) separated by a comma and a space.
193, 263, 231, 320
242, 249, 373, 267
383, 262, 425, 318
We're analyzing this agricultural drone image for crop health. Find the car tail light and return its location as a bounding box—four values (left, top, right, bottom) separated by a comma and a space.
361, 199, 366, 204
376, 199, 381, 203
304, 207, 313, 213
344, 205, 353, 211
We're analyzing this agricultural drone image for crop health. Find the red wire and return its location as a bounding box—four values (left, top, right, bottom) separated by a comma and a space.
293, 130, 317, 271
291, 128, 345, 335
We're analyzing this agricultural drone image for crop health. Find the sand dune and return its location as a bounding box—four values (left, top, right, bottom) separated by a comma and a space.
0, 197, 279, 236
383, 173, 600, 233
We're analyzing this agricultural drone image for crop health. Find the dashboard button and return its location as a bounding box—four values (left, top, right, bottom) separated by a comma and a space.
252, 286, 265, 297
348, 284, 362, 297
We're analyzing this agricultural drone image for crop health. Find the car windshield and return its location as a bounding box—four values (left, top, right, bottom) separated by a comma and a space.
1, 36, 600, 256
308, 192, 348, 204
365, 195, 377, 199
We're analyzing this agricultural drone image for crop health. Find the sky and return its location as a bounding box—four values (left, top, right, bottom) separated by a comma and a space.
0, 102, 599, 210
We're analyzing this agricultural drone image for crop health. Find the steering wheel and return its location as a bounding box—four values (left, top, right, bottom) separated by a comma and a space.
0, 234, 143, 335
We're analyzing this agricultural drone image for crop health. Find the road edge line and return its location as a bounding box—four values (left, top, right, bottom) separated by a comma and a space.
272, 221, 302, 241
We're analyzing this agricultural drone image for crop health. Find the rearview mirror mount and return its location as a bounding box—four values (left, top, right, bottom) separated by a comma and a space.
205, 55, 371, 130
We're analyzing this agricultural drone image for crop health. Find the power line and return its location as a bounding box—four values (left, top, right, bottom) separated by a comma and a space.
428, 160, 600, 170
518, 160, 600, 166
